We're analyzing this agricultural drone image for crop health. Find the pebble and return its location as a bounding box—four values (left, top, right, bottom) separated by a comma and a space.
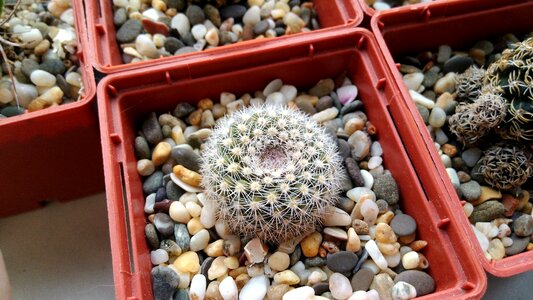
351, 268, 374, 292
268, 252, 290, 271
160, 239, 181, 256
327, 251, 358, 273
219, 276, 238, 300
390, 214, 417, 237
282, 286, 315, 300
460, 181, 481, 202
20, 28, 43, 48
330, 273, 353, 300
391, 281, 417, 300
208, 257, 228, 280
171, 146, 201, 172
337, 85, 358, 105
361, 200, 379, 225
514, 215, 533, 237
311, 107, 339, 123
469, 201, 505, 223
301, 232, 322, 257
361, 170, 374, 189
239, 275, 269, 300
434, 72, 456, 94
345, 157, 365, 187
220, 5, 247, 20
505, 234, 530, 256
472, 225, 489, 252
274, 270, 300, 285
349, 131, 371, 161
151, 248, 169, 265
117, 19, 143, 43
152, 266, 179, 300
347, 228, 361, 253
136, 34, 159, 58
443, 56, 473, 74
401, 251, 419, 269
30, 70, 56, 87
143, 112, 164, 144
324, 207, 352, 226
428, 107, 446, 128
175, 251, 200, 273
39, 59, 66, 76
409, 90, 434, 109
370, 273, 394, 300
190, 274, 207, 300
323, 227, 348, 240
365, 240, 388, 270
403, 73, 424, 91
394, 270, 435, 296
437, 45, 452, 63
487, 239, 505, 260
146, 224, 160, 249
190, 229, 210, 252
174, 223, 191, 251
373, 172, 399, 205
154, 212, 174, 236
309, 79, 335, 97
206, 281, 223, 300
170, 201, 191, 223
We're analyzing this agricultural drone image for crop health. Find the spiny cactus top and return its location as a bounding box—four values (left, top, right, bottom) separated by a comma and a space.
200, 105, 344, 244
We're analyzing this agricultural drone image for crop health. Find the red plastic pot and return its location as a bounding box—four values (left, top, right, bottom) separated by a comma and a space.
97, 27, 486, 299
371, 0, 533, 277
85, 0, 362, 74
0, 0, 104, 217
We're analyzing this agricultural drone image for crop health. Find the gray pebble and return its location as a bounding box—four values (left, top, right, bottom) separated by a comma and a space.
473, 40, 494, 55
338, 196, 355, 214
174, 223, 190, 251
204, 4, 221, 27
351, 268, 374, 292
152, 265, 179, 300
340, 100, 363, 115
253, 20, 269, 35
144, 171, 163, 195
330, 91, 342, 110
135, 136, 151, 159
33, 22, 49, 37
312, 282, 329, 295
145, 223, 160, 249
0, 106, 24, 117
305, 256, 327, 267
39, 58, 67, 75
416, 104, 430, 124
173, 102, 195, 118
390, 214, 417, 237
185, 5, 205, 25
437, 45, 452, 64
423, 67, 439, 88
373, 171, 399, 205
166, 181, 185, 201
173, 289, 189, 300
326, 251, 358, 273
160, 239, 181, 255
171, 146, 201, 172
164, 37, 184, 54
309, 79, 335, 97
394, 270, 435, 296
316, 96, 334, 112
143, 112, 163, 144
469, 201, 504, 223
200, 257, 214, 279
296, 100, 316, 115
114, 7, 127, 26
116, 19, 143, 43
154, 213, 174, 237
505, 234, 530, 256
220, 5, 247, 20
56, 74, 72, 98
353, 248, 368, 273
514, 215, 533, 237
166, 0, 186, 10
462, 148, 481, 168
290, 245, 302, 266
21, 58, 39, 78
376, 199, 389, 214
337, 139, 351, 159
443, 56, 473, 74
344, 157, 364, 187
460, 180, 481, 202
155, 187, 167, 202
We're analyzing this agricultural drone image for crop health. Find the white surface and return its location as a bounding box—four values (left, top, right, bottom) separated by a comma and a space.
0, 193, 115, 300
0, 192, 531, 300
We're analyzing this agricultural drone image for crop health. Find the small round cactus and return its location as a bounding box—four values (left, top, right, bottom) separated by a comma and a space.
448, 91, 506, 145
200, 105, 344, 243
478, 144, 533, 190
455, 65, 486, 103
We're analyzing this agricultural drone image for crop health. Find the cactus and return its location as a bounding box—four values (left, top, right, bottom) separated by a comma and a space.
477, 144, 533, 190
455, 65, 486, 103
448, 91, 506, 145
485, 37, 533, 141
200, 105, 344, 243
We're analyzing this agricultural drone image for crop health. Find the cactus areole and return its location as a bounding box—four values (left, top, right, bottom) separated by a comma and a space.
201, 105, 344, 244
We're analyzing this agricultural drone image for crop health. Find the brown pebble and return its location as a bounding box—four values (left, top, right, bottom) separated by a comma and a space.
229, 266, 247, 278
188, 108, 203, 125
528, 243, 533, 251
27, 98, 51, 112
235, 274, 250, 290
198, 98, 214, 110
441, 144, 457, 157
212, 103, 226, 119
502, 194, 519, 217
34, 39, 51, 56
366, 121, 377, 135
409, 240, 428, 251
322, 241, 340, 253
206, 281, 223, 300
376, 211, 395, 225
398, 233, 416, 245
243, 23, 254, 40
352, 219, 369, 235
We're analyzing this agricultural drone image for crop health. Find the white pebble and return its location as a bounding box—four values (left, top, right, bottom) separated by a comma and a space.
190, 229, 210, 251
360, 200, 379, 225
144, 193, 156, 214
323, 227, 347, 240
191, 24, 207, 40
370, 141, 383, 157
282, 286, 315, 300
365, 240, 388, 270
185, 201, 202, 218
205, 28, 219, 46
337, 85, 358, 105
367, 290, 380, 300
502, 237, 513, 247
367, 156, 383, 170
361, 170, 374, 189
446, 168, 460, 189
498, 224, 511, 239
329, 273, 353, 300
14, 82, 38, 108
239, 275, 269, 300
150, 249, 169, 265
463, 202, 474, 218
373, 2, 391, 10
30, 70, 56, 87
401, 251, 420, 270
311, 107, 339, 123
219, 276, 238, 300
403, 73, 424, 91
200, 199, 217, 229
471, 224, 489, 252
441, 154, 452, 168
169, 201, 191, 223
171, 13, 190, 37
280, 85, 297, 102
347, 187, 376, 202
265, 92, 287, 106
243, 6, 261, 26
263, 79, 283, 96
429, 107, 446, 128
20, 28, 43, 48
135, 34, 159, 58
142, 8, 164, 21
323, 207, 352, 227
392, 281, 417, 300
409, 90, 434, 109
190, 274, 207, 300
384, 252, 401, 268
476, 222, 499, 239
65, 72, 82, 87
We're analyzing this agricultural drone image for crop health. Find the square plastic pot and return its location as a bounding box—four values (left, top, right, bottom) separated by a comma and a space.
0, 0, 104, 217
97, 27, 486, 299
371, 0, 533, 277
85, 0, 362, 74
